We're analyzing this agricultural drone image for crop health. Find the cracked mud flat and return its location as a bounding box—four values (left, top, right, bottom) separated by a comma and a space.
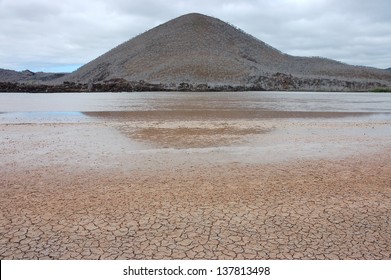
0, 113, 391, 260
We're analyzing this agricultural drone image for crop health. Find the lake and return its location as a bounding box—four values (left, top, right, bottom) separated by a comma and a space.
1, 91, 390, 164
1, 91, 390, 125
0, 91, 391, 113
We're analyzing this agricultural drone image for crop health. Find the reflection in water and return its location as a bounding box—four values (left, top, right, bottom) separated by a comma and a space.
0, 92, 391, 113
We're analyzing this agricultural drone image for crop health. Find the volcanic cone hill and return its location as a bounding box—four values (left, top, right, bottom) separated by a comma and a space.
59, 13, 391, 91
65, 13, 290, 85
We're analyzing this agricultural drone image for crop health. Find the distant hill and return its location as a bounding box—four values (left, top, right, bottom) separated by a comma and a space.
2, 13, 391, 91
0, 68, 66, 83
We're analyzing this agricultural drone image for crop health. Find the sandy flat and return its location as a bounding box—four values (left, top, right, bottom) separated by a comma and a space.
0, 112, 390, 260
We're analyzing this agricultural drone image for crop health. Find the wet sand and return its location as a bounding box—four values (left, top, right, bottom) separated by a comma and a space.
1, 108, 391, 260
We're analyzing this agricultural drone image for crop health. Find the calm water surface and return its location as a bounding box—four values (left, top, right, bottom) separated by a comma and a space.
0, 92, 390, 123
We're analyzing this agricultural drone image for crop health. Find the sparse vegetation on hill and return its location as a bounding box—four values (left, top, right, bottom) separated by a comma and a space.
371, 88, 391, 92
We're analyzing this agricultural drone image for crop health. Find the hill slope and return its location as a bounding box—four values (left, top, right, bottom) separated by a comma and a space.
65, 13, 287, 85
61, 13, 391, 90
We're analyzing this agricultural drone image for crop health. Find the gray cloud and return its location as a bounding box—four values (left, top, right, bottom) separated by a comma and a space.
0, 0, 390, 72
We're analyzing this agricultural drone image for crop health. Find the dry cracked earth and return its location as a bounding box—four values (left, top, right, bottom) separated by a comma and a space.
0, 119, 391, 260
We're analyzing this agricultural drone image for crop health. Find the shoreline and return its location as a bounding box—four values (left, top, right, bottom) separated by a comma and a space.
1, 74, 391, 93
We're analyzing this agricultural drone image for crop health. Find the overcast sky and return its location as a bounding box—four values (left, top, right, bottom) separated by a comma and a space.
0, 0, 390, 72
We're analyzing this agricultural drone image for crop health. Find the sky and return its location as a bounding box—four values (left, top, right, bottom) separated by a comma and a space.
0, 0, 390, 73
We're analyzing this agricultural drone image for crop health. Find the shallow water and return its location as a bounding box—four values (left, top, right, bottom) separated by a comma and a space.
0, 91, 391, 113
0, 91, 390, 124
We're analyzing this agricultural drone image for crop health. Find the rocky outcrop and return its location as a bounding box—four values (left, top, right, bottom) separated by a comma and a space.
0, 80, 251, 93
248, 73, 390, 92
2, 74, 388, 93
